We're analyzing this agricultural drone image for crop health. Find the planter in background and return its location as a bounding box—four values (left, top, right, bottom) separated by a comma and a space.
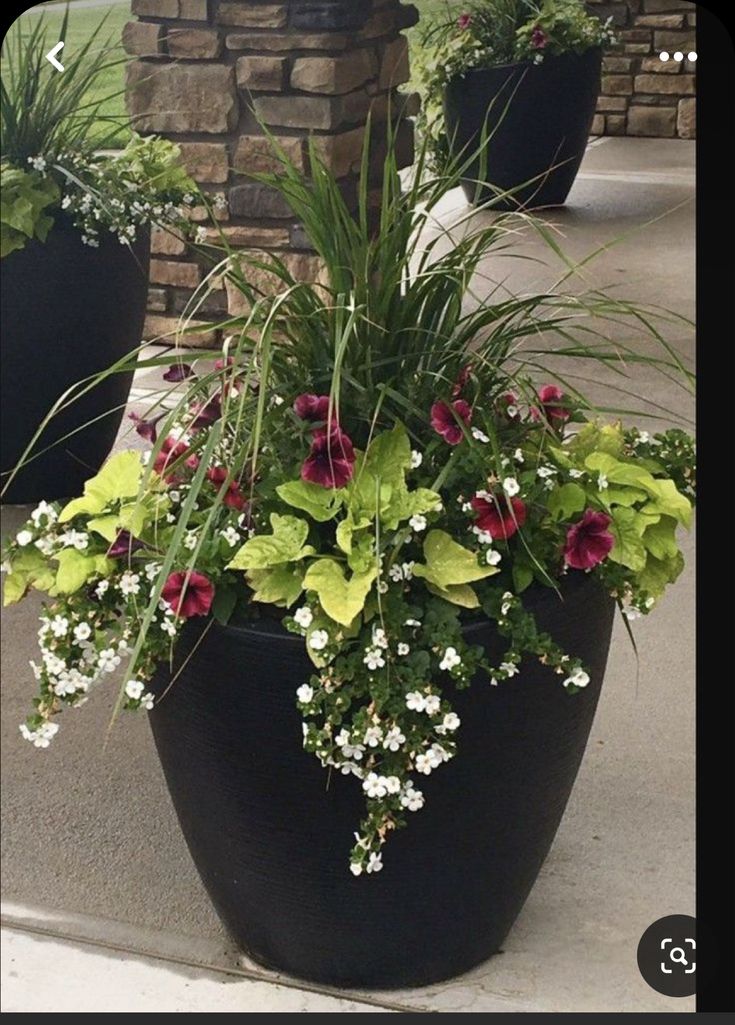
150, 573, 615, 989
444, 48, 602, 211
1, 224, 150, 504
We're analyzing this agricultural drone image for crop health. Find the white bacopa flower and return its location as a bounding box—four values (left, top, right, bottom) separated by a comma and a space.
27, 155, 47, 171
471, 427, 489, 443
442, 711, 461, 732
637, 430, 651, 444
439, 646, 461, 672
500, 661, 519, 677
34, 537, 55, 556
415, 753, 434, 775
513, 447, 524, 463
363, 772, 388, 799
219, 526, 240, 547
405, 691, 427, 712
568, 468, 583, 478
125, 679, 145, 700
409, 513, 427, 532
294, 607, 313, 629
383, 726, 406, 751
16, 530, 33, 547
372, 627, 389, 650
73, 622, 92, 643
363, 725, 383, 748
485, 548, 502, 566
502, 477, 520, 497
140, 693, 155, 711
183, 531, 198, 551
537, 466, 557, 479
20, 721, 58, 748
430, 743, 450, 765
423, 694, 440, 716
350, 862, 363, 876
404, 618, 421, 628
296, 683, 314, 704
597, 473, 608, 490
378, 580, 389, 594
309, 629, 329, 651
461, 501, 473, 513
161, 619, 178, 638
624, 607, 642, 621
385, 776, 401, 795
500, 591, 514, 615
564, 668, 590, 689
401, 561, 415, 580
397, 642, 410, 656
388, 564, 404, 582
410, 450, 423, 468
98, 648, 121, 674
400, 786, 425, 812
30, 501, 57, 527
119, 572, 141, 597
49, 615, 69, 637
366, 851, 383, 874
363, 648, 385, 671
474, 528, 494, 545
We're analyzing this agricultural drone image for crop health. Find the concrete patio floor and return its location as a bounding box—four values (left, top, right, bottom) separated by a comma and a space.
1, 138, 695, 1013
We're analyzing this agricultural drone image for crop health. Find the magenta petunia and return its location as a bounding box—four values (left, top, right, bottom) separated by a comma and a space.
431, 399, 472, 445
564, 509, 614, 570
457, 12, 472, 30
129, 411, 164, 444
496, 391, 520, 421
153, 436, 199, 481
301, 426, 355, 489
471, 493, 527, 541
451, 364, 473, 399
294, 393, 333, 424
206, 466, 248, 511
537, 384, 570, 423
163, 363, 194, 383
106, 530, 145, 559
161, 570, 215, 619
190, 396, 222, 429
531, 25, 548, 49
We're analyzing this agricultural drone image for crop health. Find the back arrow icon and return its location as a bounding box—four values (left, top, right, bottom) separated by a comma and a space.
45, 41, 65, 72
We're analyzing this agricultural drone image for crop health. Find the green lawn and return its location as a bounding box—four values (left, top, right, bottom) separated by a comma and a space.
12, 2, 130, 139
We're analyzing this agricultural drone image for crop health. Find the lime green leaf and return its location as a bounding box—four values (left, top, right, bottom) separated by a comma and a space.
247, 565, 304, 607
425, 581, 480, 608
362, 425, 411, 487
413, 530, 499, 588
404, 487, 442, 517
55, 550, 113, 594
638, 551, 684, 600
608, 507, 647, 572
568, 422, 624, 460
642, 516, 679, 561
598, 486, 649, 508
59, 451, 144, 521
86, 514, 120, 542
276, 479, 344, 522
347, 535, 374, 574
585, 452, 656, 491
547, 482, 586, 521
227, 514, 313, 570
643, 479, 692, 529
2, 548, 56, 605
303, 559, 376, 627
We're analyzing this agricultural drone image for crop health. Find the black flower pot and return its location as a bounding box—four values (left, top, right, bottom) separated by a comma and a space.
1, 224, 150, 504
149, 573, 614, 989
444, 49, 602, 211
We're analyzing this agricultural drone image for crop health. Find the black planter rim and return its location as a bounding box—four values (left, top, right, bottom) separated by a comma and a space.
450, 46, 602, 80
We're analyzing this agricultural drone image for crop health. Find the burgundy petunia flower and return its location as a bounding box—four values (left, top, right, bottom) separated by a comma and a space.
496, 392, 520, 421
563, 509, 614, 570
301, 426, 355, 489
206, 466, 248, 511
153, 436, 199, 481
531, 25, 548, 49
451, 364, 473, 399
457, 12, 472, 30
294, 393, 333, 424
190, 396, 222, 429
214, 356, 235, 371
129, 411, 164, 444
431, 399, 472, 445
163, 363, 194, 383
161, 570, 215, 619
471, 493, 527, 541
106, 530, 145, 559
537, 384, 570, 423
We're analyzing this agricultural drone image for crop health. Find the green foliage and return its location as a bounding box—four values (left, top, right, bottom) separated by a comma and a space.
228, 514, 315, 570
59, 452, 148, 520
303, 561, 377, 627
0, 164, 58, 257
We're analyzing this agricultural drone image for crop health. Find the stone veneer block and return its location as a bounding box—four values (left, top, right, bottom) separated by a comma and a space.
202, 225, 292, 247
252, 93, 345, 130
236, 56, 288, 91
379, 36, 410, 89
151, 227, 187, 256
233, 135, 305, 174
310, 126, 366, 177
143, 314, 219, 347
150, 259, 202, 288
229, 183, 295, 219
177, 142, 230, 184
122, 21, 165, 58
226, 31, 349, 51
127, 62, 238, 134
291, 51, 377, 95
167, 28, 223, 59
677, 97, 695, 138
634, 73, 695, 94
291, 2, 372, 31
216, 2, 288, 28
627, 105, 677, 136
179, 0, 209, 19
132, 0, 178, 16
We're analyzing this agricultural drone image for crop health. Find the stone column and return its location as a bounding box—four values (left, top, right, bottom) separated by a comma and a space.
124, 0, 418, 348
588, 1, 696, 139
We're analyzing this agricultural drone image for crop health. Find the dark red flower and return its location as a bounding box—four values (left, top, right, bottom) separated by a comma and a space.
214, 356, 235, 371
106, 530, 145, 559
163, 363, 194, 383
206, 466, 248, 510
190, 396, 222, 429
457, 12, 472, 30
471, 493, 527, 540
451, 364, 472, 399
564, 509, 614, 570
431, 399, 472, 445
537, 384, 570, 423
129, 411, 164, 444
301, 426, 355, 489
496, 392, 520, 421
161, 571, 215, 618
294, 393, 333, 424
153, 436, 199, 481
531, 25, 548, 49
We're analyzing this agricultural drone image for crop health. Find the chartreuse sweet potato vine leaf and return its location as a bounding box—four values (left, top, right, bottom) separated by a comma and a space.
547, 482, 586, 521
413, 530, 499, 608
227, 513, 314, 570
59, 451, 147, 521
275, 479, 344, 522
54, 549, 113, 595
303, 559, 377, 628
246, 565, 304, 608
2, 548, 56, 606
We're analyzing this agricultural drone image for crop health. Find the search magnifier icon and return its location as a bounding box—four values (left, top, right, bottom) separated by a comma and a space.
669, 947, 688, 966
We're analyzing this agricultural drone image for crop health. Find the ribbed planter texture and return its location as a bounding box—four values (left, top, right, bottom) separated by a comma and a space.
149, 572, 615, 989
444, 48, 602, 210
1, 224, 150, 504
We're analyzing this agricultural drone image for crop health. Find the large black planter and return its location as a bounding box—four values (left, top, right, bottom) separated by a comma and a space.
1, 224, 150, 504
444, 49, 602, 210
149, 573, 614, 989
